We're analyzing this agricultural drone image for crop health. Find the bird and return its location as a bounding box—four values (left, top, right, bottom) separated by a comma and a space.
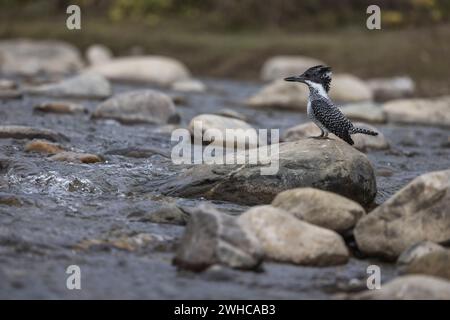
284, 65, 378, 145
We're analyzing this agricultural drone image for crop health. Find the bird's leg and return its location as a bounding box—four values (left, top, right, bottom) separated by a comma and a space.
309, 128, 326, 139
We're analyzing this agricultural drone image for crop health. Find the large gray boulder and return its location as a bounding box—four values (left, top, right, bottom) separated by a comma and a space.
92, 90, 179, 124
367, 76, 415, 102
238, 205, 349, 266
0, 39, 83, 75
354, 169, 450, 259
158, 139, 377, 206
173, 204, 263, 272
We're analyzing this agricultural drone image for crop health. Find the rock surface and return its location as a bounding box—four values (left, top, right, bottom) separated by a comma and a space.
128, 203, 189, 225
171, 79, 206, 92
282, 121, 389, 152
86, 44, 113, 66
340, 102, 386, 123
367, 76, 415, 101
25, 72, 111, 99
245, 80, 309, 110
397, 241, 446, 267
49, 151, 103, 164
383, 96, 450, 127
0, 39, 83, 75
34, 101, 87, 114
87, 56, 190, 86
354, 169, 450, 259
173, 204, 263, 271
400, 249, 450, 280
188, 114, 257, 148
0, 125, 68, 142
24, 139, 66, 154
272, 188, 365, 233
329, 74, 373, 103
92, 90, 179, 125
261, 55, 325, 81
238, 205, 349, 266
351, 275, 450, 300
159, 139, 377, 206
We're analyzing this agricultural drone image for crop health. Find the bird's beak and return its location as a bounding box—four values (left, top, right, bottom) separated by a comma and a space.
284, 75, 305, 83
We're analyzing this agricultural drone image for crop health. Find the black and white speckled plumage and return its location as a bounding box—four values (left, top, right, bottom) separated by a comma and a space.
285, 65, 378, 145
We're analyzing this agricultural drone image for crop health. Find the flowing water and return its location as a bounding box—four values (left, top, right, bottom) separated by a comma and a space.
0, 78, 449, 299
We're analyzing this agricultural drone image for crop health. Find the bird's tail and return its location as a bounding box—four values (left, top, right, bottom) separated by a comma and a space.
350, 126, 378, 136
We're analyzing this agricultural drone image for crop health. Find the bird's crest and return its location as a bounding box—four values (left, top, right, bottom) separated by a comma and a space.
307, 65, 332, 92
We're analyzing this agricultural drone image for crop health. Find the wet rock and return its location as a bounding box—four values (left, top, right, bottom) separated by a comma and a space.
400, 249, 450, 281
24, 139, 66, 155
49, 151, 103, 164
173, 204, 263, 272
329, 74, 373, 103
271, 188, 365, 233
87, 56, 190, 86
0, 89, 22, 99
25, 72, 111, 99
0, 39, 83, 76
76, 232, 173, 252
383, 96, 450, 127
171, 79, 206, 92
188, 114, 257, 148
216, 108, 247, 121
0, 192, 24, 206
397, 241, 446, 267
159, 139, 377, 206
245, 80, 309, 110
340, 102, 386, 123
351, 275, 450, 300
92, 90, 179, 125
86, 44, 113, 66
282, 121, 389, 152
34, 101, 87, 114
238, 205, 349, 266
354, 169, 450, 259
0, 125, 68, 142
128, 203, 189, 225
0, 79, 17, 90
261, 55, 325, 81
367, 76, 415, 102
105, 147, 170, 158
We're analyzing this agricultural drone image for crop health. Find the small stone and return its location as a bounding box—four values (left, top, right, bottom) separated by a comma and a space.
383, 96, 450, 127
0, 192, 24, 206
0, 79, 18, 90
400, 249, 450, 281
0, 89, 22, 99
25, 72, 112, 99
367, 76, 415, 102
87, 56, 190, 86
350, 275, 450, 300
24, 139, 65, 154
0, 125, 69, 142
188, 114, 257, 148
93, 90, 179, 125
238, 205, 349, 266
34, 101, 87, 114
216, 108, 247, 121
397, 241, 446, 267
261, 55, 325, 81
86, 44, 113, 66
171, 79, 206, 92
130, 203, 189, 225
272, 188, 365, 233
173, 204, 263, 272
340, 102, 386, 123
49, 151, 103, 164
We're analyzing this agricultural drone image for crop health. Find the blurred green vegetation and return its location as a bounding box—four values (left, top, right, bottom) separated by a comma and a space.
1, 0, 450, 30
0, 0, 449, 96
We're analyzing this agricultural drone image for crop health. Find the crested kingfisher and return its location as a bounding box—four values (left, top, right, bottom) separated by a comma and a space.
284, 65, 377, 145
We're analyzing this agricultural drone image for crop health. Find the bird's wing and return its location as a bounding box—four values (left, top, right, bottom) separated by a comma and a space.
311, 99, 354, 144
